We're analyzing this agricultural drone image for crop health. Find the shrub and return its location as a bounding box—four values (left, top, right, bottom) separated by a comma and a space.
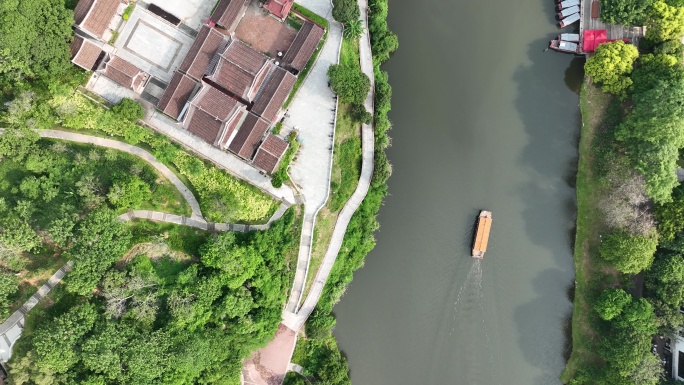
599, 231, 658, 274
584, 41, 639, 98
350, 103, 372, 124
332, 0, 359, 23
111, 98, 144, 121
327, 64, 370, 105
594, 288, 631, 320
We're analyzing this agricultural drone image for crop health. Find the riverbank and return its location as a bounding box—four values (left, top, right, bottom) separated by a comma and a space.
562, 80, 622, 383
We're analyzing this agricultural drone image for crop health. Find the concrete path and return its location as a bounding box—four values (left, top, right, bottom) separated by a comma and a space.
146, 113, 296, 205
117, 203, 290, 232
0, 262, 74, 362
282, 2, 344, 314
283, 0, 375, 332
242, 324, 297, 385
39, 130, 204, 220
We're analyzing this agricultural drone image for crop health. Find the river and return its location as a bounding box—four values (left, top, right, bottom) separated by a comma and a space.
332, 0, 584, 384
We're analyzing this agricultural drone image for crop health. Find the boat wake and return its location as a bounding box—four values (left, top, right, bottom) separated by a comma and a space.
426, 259, 498, 385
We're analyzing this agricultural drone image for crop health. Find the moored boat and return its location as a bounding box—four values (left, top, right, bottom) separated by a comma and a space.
472, 211, 492, 259
557, 5, 580, 19
559, 33, 580, 42
549, 39, 579, 53
559, 12, 580, 28
556, 0, 579, 11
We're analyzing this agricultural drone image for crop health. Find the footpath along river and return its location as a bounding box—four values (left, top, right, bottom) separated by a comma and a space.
333, 0, 585, 384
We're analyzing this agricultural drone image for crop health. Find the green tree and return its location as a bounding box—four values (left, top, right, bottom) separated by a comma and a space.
332, 0, 359, 23
595, 288, 632, 320
647, 0, 684, 42
646, 252, 684, 306
600, 0, 654, 25
0, 217, 40, 252
328, 64, 371, 105
107, 175, 152, 209
630, 53, 684, 96
47, 216, 76, 247
66, 209, 132, 296
111, 98, 145, 121
32, 303, 97, 373
343, 19, 364, 40
585, 41, 639, 97
599, 231, 658, 273
0, 0, 73, 84
200, 233, 261, 289
0, 272, 18, 319
350, 103, 372, 124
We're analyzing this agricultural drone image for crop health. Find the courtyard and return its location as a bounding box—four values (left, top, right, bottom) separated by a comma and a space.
113, 5, 196, 83
234, 0, 298, 58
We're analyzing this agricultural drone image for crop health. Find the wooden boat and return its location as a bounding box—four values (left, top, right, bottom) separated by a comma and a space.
557, 5, 580, 19
472, 211, 492, 259
559, 33, 580, 42
559, 12, 580, 28
549, 39, 579, 53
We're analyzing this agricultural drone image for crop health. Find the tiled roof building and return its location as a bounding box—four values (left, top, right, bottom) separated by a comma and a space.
157, 72, 198, 120
210, 0, 248, 31
179, 25, 228, 81
251, 66, 296, 122
208, 40, 272, 101
282, 21, 325, 72
182, 83, 247, 145
228, 112, 270, 160
102, 56, 148, 92
70, 36, 103, 71
264, 0, 294, 21
73, 0, 120, 41
253, 134, 289, 174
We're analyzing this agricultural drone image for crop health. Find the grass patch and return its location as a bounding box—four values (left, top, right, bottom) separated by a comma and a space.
561, 80, 624, 383
291, 4, 329, 31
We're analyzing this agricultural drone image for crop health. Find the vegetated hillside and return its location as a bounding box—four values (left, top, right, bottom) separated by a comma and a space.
563, 1, 684, 384
9, 208, 300, 384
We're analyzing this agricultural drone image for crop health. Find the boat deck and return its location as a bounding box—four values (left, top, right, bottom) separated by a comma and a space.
472, 211, 492, 259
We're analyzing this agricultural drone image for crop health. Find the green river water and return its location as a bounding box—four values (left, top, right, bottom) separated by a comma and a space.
333, 0, 585, 383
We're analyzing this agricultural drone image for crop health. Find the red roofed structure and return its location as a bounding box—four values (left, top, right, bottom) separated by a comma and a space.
264, 0, 294, 21
582, 29, 629, 52
253, 134, 289, 174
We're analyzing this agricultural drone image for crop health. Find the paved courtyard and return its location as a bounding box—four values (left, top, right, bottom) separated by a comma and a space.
87, 73, 141, 104
147, 0, 215, 30
113, 6, 195, 83
234, 0, 298, 57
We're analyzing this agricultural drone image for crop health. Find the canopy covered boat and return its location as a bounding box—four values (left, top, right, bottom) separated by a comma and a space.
472, 211, 492, 259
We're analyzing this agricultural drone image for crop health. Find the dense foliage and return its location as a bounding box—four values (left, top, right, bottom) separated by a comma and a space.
565, 5, 684, 382
0, 0, 73, 88
9, 209, 300, 384
331, 0, 359, 23
600, 0, 654, 25
327, 64, 371, 105
584, 41, 639, 98
599, 231, 657, 274
646, 0, 684, 42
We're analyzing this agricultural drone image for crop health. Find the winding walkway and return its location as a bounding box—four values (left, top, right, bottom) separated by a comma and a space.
0, 262, 74, 361
283, 14, 344, 314
117, 203, 290, 232
40, 130, 204, 220
282, 0, 375, 332
241, 0, 376, 383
